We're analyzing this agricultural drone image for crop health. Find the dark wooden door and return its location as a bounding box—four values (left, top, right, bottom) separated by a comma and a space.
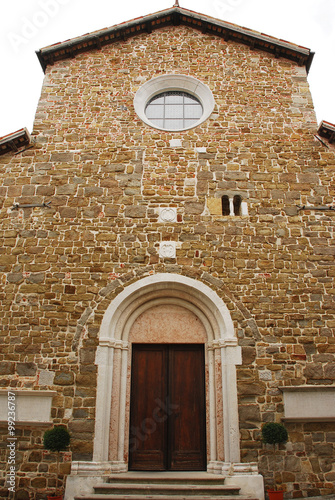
129, 344, 206, 471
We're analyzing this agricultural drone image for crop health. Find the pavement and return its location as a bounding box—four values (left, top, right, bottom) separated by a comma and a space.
288, 496, 335, 500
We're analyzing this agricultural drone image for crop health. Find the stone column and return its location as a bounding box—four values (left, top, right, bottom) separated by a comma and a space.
117, 341, 130, 468
206, 343, 217, 467
93, 339, 128, 466
207, 339, 242, 473
217, 339, 242, 463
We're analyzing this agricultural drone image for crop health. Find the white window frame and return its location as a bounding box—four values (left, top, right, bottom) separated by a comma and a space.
134, 74, 215, 132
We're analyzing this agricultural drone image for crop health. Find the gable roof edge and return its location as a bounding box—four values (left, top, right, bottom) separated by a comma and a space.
36, 7, 314, 73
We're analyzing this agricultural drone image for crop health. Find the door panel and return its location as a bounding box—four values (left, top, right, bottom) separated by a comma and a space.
129, 346, 167, 470
129, 344, 206, 471
169, 345, 206, 470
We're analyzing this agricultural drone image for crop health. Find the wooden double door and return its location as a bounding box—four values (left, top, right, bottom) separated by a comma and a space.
129, 344, 206, 471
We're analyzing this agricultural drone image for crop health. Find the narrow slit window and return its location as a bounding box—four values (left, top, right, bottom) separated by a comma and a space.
233, 195, 242, 216
222, 195, 230, 216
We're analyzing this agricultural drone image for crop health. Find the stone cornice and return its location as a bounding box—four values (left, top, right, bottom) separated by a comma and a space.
36, 7, 314, 73
280, 385, 335, 392
0, 390, 57, 396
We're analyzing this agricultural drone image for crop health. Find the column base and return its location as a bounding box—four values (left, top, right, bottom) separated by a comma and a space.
65, 461, 264, 500
208, 461, 264, 500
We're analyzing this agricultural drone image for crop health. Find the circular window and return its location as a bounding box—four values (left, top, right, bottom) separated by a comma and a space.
145, 91, 203, 130
134, 75, 215, 132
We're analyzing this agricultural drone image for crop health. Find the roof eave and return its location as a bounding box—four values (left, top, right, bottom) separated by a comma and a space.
36, 7, 313, 73
318, 120, 335, 145
0, 128, 32, 156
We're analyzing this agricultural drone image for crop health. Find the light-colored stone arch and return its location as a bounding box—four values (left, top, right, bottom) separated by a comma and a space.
93, 273, 242, 473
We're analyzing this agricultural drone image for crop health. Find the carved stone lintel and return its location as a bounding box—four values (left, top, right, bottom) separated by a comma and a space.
99, 339, 129, 350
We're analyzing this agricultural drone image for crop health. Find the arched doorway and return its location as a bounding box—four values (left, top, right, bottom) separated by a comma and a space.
93, 274, 242, 473
128, 304, 207, 471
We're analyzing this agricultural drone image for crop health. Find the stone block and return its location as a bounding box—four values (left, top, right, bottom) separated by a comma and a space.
51, 153, 74, 162
7, 273, 24, 283
238, 381, 265, 396
284, 456, 301, 472
0, 362, 15, 375
80, 348, 96, 364
207, 197, 222, 215
31, 477, 47, 488
54, 371, 75, 385
28, 450, 42, 462
239, 405, 261, 427
304, 364, 323, 379
314, 444, 333, 457
242, 347, 256, 364
184, 201, 204, 214
68, 420, 95, 433
17, 363, 37, 376
324, 363, 335, 379
26, 273, 45, 284
59, 207, 77, 218
124, 206, 147, 218
85, 186, 103, 196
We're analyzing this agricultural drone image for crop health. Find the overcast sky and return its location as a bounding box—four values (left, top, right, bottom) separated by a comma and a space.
1, 0, 334, 137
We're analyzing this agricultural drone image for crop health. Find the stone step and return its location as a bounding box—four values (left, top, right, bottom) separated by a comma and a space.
73, 472, 258, 500
106, 473, 229, 485
94, 483, 241, 495
74, 496, 257, 500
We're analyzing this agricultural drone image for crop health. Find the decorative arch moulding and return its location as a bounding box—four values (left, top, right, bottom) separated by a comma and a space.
93, 273, 243, 472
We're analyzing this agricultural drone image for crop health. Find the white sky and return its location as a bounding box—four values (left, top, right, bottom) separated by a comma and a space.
1, 0, 334, 137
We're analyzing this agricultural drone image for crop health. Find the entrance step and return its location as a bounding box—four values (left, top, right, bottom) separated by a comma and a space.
74, 472, 258, 500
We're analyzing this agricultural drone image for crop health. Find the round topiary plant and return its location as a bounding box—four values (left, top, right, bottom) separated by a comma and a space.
262, 422, 288, 446
44, 426, 70, 452
43, 426, 71, 499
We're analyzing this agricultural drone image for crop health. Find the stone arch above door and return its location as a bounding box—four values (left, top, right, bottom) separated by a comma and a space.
98, 273, 236, 344
129, 303, 207, 344
93, 274, 242, 473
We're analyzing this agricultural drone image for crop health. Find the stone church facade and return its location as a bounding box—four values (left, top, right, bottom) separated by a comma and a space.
0, 6, 335, 500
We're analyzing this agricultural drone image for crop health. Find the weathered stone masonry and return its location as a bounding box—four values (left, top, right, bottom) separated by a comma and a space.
0, 11, 335, 499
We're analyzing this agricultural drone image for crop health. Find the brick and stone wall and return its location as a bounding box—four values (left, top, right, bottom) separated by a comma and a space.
0, 24, 334, 498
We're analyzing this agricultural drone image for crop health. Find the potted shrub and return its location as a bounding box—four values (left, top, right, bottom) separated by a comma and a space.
43, 426, 71, 500
262, 422, 288, 500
